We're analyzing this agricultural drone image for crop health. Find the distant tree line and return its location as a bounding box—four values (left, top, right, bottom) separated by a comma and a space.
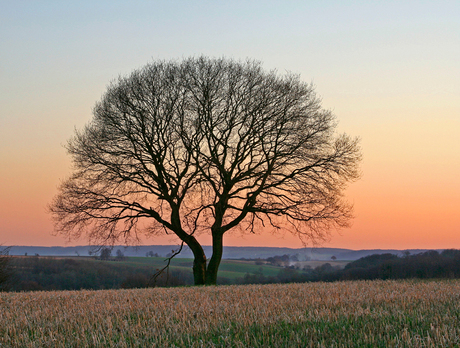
265, 254, 299, 267
237, 250, 460, 284
0, 246, 13, 291
337, 250, 460, 281
7, 256, 192, 291
238, 253, 310, 264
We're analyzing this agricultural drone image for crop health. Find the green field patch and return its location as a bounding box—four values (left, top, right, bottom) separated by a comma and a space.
218, 260, 282, 277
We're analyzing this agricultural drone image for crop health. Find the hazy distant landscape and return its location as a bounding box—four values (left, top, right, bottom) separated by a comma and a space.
4, 247, 460, 292
7, 245, 437, 261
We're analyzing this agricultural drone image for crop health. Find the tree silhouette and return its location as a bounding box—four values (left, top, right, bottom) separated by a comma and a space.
50, 57, 361, 285
115, 249, 125, 261
99, 247, 112, 261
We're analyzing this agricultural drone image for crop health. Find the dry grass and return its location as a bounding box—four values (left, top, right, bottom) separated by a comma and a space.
1, 280, 460, 347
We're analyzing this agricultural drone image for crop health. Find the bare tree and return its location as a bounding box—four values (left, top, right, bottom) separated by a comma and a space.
50, 57, 361, 285
115, 249, 125, 261
99, 247, 112, 261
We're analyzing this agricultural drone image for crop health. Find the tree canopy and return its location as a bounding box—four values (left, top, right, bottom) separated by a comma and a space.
50, 57, 361, 285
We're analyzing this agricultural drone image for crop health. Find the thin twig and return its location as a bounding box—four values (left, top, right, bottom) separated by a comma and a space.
149, 242, 184, 287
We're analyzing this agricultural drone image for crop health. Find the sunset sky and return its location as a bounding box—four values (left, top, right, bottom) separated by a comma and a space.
1, 1, 459, 250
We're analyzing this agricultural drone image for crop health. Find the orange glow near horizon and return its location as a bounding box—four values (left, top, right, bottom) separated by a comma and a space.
2, 109, 459, 251
1, 166, 459, 250
1, 110, 459, 250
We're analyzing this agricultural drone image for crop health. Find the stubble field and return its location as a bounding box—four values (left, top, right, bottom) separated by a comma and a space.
1, 280, 460, 347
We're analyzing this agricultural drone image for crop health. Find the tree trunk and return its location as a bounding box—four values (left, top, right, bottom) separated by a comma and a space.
205, 231, 223, 285
185, 239, 207, 285
192, 252, 207, 285
170, 207, 207, 285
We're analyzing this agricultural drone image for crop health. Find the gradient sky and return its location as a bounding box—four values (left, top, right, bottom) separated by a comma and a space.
1, 1, 459, 249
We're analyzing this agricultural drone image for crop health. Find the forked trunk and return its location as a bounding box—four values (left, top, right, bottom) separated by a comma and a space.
189, 232, 223, 286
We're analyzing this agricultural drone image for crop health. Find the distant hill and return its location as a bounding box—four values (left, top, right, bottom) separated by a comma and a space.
6, 245, 442, 261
